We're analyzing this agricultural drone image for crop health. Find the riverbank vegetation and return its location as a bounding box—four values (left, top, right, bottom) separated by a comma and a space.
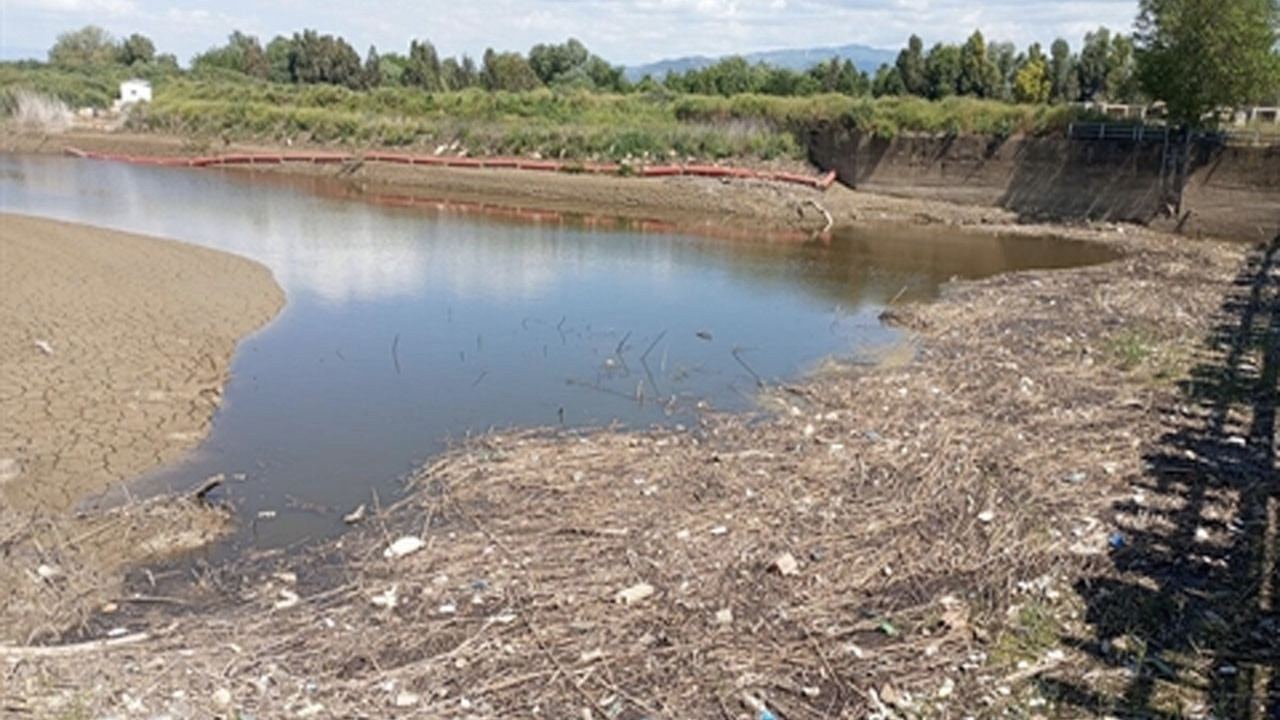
5, 3, 1277, 159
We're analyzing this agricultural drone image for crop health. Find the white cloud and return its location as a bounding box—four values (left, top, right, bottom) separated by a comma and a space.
1, 0, 1141, 65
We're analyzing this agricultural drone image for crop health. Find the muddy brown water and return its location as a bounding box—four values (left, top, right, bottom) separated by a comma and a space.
0, 154, 1119, 550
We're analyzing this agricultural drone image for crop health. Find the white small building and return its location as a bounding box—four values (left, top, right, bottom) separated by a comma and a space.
118, 79, 152, 106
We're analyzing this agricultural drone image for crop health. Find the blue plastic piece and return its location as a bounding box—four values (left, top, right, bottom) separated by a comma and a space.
1109, 532, 1126, 549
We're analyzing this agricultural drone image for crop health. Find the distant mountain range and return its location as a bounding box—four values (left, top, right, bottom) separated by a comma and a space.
624, 43, 897, 81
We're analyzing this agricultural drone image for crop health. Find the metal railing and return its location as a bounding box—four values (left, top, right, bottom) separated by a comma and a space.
1069, 122, 1279, 147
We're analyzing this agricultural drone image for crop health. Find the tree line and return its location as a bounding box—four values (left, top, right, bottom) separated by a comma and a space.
44, 26, 625, 93
37, 0, 1280, 127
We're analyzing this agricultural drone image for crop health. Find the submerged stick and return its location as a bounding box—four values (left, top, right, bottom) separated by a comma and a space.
391, 333, 401, 375
731, 346, 766, 388
641, 330, 667, 397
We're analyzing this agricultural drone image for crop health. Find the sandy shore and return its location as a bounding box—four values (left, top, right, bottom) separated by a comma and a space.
0, 214, 284, 511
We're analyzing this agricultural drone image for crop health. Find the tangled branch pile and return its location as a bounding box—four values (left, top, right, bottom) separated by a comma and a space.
1, 226, 1243, 719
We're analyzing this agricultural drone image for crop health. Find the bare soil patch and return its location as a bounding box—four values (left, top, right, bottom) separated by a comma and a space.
0, 214, 283, 649
0, 214, 284, 511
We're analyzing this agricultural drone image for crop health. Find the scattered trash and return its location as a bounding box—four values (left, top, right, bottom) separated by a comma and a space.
0, 458, 22, 484
370, 586, 398, 609
709, 526, 728, 536
272, 571, 297, 585
1109, 532, 1126, 550
615, 583, 655, 605
1219, 664, 1238, 676
343, 504, 366, 524
1226, 436, 1247, 448
394, 691, 420, 707
809, 547, 825, 562
864, 430, 884, 442
1195, 526, 1210, 542
772, 552, 799, 576
695, 331, 712, 341
580, 649, 605, 662
438, 603, 457, 615
937, 677, 955, 699
296, 701, 325, 717
384, 536, 424, 559
35, 564, 61, 581
977, 510, 995, 523
33, 339, 53, 356
106, 626, 129, 638
212, 688, 232, 707
1063, 471, 1087, 484
878, 621, 899, 637
256, 510, 277, 520
714, 608, 734, 625
274, 589, 300, 610
880, 683, 903, 707
741, 693, 777, 720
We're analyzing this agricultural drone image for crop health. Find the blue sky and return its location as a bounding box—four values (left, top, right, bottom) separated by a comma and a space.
1, 0, 1139, 65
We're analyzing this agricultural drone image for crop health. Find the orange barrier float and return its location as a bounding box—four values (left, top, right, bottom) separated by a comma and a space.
62, 146, 838, 191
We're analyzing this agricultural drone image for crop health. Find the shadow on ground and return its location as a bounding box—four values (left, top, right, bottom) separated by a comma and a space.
1043, 238, 1280, 717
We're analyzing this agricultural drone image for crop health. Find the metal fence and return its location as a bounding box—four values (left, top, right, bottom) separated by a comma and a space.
1068, 122, 1277, 147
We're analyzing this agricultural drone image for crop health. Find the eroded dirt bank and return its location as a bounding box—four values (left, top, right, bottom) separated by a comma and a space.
6, 213, 1271, 718
3, 130, 1019, 236
0, 214, 284, 645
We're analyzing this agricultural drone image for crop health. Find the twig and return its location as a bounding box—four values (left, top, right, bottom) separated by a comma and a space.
391, 333, 401, 375
0, 631, 151, 658
803, 199, 834, 234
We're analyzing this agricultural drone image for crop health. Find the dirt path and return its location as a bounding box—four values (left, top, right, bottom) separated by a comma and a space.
0, 214, 284, 511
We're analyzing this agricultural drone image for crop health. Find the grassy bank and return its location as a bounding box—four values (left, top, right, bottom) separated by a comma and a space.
3, 66, 1087, 162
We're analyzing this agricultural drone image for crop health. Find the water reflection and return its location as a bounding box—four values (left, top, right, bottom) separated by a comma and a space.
0, 154, 1117, 548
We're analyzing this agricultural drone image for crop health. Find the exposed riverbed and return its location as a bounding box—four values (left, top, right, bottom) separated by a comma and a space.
1, 153, 1116, 549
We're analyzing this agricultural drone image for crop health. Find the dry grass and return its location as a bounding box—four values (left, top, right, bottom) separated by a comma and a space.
0, 224, 1253, 719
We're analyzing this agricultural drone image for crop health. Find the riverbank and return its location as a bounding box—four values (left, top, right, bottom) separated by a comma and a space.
3, 130, 1023, 236
4, 204, 1266, 716
0, 214, 284, 642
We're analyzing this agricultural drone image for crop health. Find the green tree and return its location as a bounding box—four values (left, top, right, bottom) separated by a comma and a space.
957, 30, 999, 97
1077, 27, 1112, 101
1048, 38, 1079, 102
1106, 34, 1139, 102
480, 49, 542, 91
925, 43, 961, 99
528, 38, 589, 85
49, 25, 119, 67
989, 41, 1017, 100
192, 31, 269, 79
378, 52, 408, 87
362, 46, 382, 89
895, 34, 928, 96
1013, 57, 1051, 103
266, 36, 293, 83
118, 33, 155, 66
289, 30, 362, 88
871, 63, 906, 97
404, 39, 442, 90
1136, 0, 1280, 125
